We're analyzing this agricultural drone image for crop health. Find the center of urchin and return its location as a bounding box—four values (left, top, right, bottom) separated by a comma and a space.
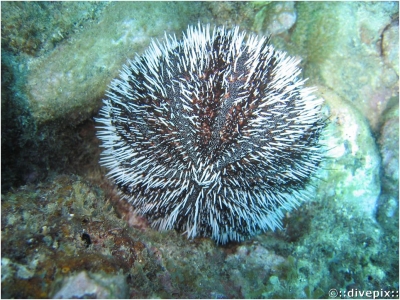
96, 24, 325, 244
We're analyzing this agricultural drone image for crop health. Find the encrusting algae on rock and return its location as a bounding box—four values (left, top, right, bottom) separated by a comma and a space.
1, 2, 398, 298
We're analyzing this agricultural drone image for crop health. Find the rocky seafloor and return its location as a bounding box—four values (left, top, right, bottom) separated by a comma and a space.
1, 2, 399, 298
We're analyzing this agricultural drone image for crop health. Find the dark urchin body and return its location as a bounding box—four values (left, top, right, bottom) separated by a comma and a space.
96, 24, 325, 244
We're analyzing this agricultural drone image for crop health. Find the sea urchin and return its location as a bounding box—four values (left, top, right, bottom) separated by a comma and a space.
96, 24, 325, 244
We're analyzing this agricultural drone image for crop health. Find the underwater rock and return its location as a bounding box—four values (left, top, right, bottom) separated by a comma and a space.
317, 86, 381, 219
382, 20, 399, 76
0, 2, 109, 57
378, 100, 399, 195
1, 2, 397, 299
0, 174, 136, 298
253, 2, 297, 35
289, 2, 399, 132
52, 271, 128, 299
225, 244, 287, 298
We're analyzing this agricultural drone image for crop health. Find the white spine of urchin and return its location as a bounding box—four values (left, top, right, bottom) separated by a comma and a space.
96, 24, 325, 244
